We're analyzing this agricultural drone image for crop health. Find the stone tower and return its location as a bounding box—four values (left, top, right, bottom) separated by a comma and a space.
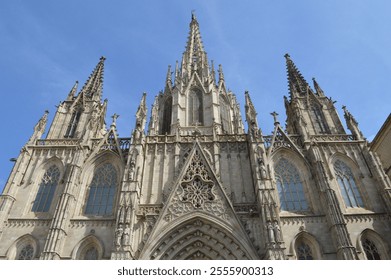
0, 14, 390, 260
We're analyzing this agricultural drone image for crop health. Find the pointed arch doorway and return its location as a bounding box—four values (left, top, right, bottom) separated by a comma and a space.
140, 216, 256, 260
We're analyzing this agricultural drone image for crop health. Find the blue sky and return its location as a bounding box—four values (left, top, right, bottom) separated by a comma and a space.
1, 1, 390, 192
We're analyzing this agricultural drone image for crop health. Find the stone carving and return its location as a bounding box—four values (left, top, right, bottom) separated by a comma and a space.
165, 150, 227, 221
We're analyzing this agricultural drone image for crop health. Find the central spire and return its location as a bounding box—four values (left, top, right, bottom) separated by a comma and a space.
181, 12, 209, 80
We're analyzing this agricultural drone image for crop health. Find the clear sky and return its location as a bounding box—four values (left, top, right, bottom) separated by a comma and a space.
1, 1, 390, 193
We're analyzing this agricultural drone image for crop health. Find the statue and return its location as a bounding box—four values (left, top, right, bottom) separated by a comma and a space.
115, 226, 124, 247
129, 159, 136, 181
273, 221, 282, 243
123, 225, 130, 246
258, 158, 267, 180
267, 222, 275, 243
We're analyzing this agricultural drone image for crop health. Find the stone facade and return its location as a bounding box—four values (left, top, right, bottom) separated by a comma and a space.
371, 114, 391, 178
1, 14, 391, 260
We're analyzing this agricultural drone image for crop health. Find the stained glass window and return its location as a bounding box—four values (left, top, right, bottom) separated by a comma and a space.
275, 158, 308, 211
334, 160, 364, 208
310, 104, 329, 134
220, 95, 231, 133
161, 96, 172, 134
362, 238, 381, 260
32, 165, 60, 212
18, 244, 34, 260
85, 163, 117, 215
296, 241, 314, 260
65, 110, 82, 138
189, 89, 203, 126
84, 247, 98, 260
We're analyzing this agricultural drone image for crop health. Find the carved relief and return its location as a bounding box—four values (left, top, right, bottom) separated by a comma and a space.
165, 150, 228, 221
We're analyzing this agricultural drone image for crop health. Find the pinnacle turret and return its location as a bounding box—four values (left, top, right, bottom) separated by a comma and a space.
67, 81, 78, 101
312, 77, 325, 96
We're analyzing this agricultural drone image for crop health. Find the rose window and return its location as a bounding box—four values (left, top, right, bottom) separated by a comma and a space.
181, 177, 215, 208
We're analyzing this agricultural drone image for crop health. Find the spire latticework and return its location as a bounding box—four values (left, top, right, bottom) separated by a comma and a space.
79, 56, 105, 101
285, 54, 309, 98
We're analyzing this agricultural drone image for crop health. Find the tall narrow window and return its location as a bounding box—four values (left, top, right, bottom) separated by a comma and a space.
65, 110, 82, 138
32, 165, 60, 212
220, 95, 231, 133
334, 160, 364, 208
362, 238, 381, 260
85, 163, 117, 216
189, 89, 203, 126
310, 104, 329, 134
161, 96, 172, 134
275, 158, 309, 211
296, 241, 314, 260
18, 244, 34, 260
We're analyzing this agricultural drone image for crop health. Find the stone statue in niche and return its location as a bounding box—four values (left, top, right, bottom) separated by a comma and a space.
128, 159, 136, 181
267, 222, 275, 243
115, 226, 124, 247
258, 157, 267, 180
273, 221, 282, 243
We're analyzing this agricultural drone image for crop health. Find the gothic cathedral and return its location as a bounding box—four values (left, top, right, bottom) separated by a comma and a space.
1, 14, 391, 260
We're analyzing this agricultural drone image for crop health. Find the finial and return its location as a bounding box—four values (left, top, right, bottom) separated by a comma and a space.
191, 10, 196, 20
284, 53, 290, 59
271, 111, 279, 124
218, 64, 224, 81
111, 113, 119, 127
100, 56, 106, 61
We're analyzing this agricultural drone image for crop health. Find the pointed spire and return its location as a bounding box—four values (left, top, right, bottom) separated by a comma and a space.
28, 110, 49, 144
67, 81, 78, 101
342, 105, 364, 140
175, 60, 179, 80
210, 60, 216, 84
181, 12, 208, 79
245, 91, 261, 140
79, 56, 105, 101
285, 53, 309, 98
218, 64, 225, 82
135, 92, 147, 133
312, 77, 325, 96
165, 65, 172, 90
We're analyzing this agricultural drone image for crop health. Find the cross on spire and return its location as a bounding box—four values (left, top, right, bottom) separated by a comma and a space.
271, 111, 279, 125
111, 113, 119, 126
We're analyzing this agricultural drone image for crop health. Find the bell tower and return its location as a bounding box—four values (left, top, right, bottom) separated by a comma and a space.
284, 54, 345, 139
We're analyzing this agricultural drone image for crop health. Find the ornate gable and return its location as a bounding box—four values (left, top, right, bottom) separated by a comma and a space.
139, 142, 258, 260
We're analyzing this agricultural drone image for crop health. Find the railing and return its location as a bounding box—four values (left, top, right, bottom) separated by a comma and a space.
310, 134, 356, 142
36, 139, 80, 146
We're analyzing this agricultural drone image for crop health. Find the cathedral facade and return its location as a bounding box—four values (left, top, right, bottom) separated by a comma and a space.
1, 14, 391, 260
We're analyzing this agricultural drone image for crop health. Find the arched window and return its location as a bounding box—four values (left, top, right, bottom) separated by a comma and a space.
84, 247, 99, 260
362, 238, 381, 260
334, 160, 364, 208
18, 244, 34, 260
275, 158, 309, 211
296, 241, 314, 260
161, 96, 172, 134
85, 163, 117, 216
220, 95, 231, 133
189, 89, 203, 126
32, 165, 60, 212
65, 109, 82, 138
310, 104, 329, 134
